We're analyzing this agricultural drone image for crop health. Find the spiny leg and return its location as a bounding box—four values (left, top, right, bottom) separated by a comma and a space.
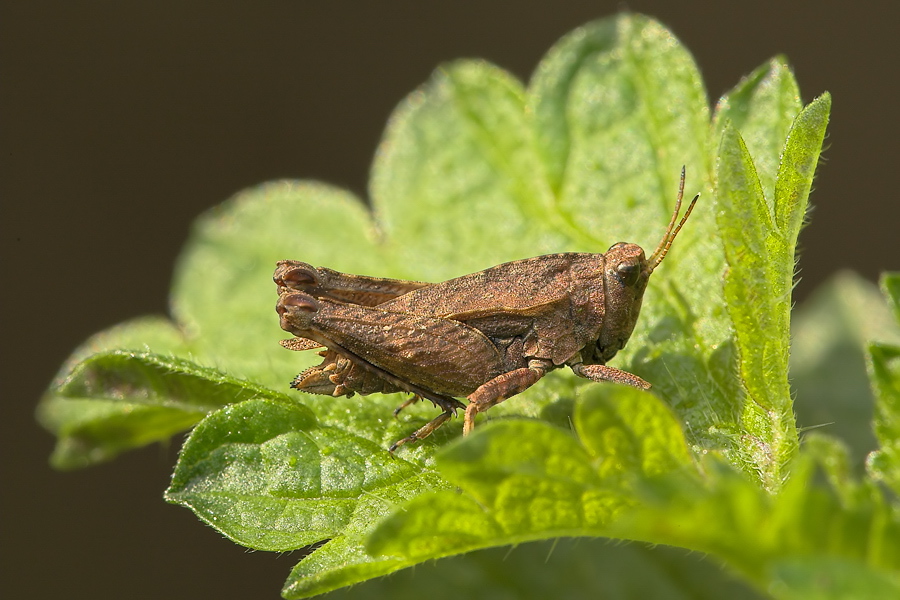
463, 360, 551, 435
392, 394, 421, 418
389, 396, 465, 453
389, 410, 453, 453
570, 363, 650, 390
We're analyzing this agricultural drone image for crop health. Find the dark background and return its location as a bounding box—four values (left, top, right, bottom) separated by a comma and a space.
3, 2, 898, 599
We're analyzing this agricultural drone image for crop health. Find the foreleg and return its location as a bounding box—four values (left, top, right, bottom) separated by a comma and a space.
570, 363, 650, 390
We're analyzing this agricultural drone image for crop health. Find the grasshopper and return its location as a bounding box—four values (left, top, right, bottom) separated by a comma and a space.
276, 169, 697, 451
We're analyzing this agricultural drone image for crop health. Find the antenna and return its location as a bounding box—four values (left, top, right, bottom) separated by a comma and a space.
648, 166, 699, 272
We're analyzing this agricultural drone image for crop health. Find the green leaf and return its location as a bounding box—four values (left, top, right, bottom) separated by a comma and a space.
368, 385, 690, 560
715, 93, 831, 489
166, 397, 416, 549
574, 384, 693, 481
609, 433, 900, 596
528, 15, 710, 244
326, 537, 765, 600
171, 181, 387, 391
372, 60, 563, 278
166, 398, 450, 597
866, 272, 900, 495
884, 272, 900, 322
713, 56, 802, 202
368, 424, 609, 563
773, 94, 831, 239
790, 272, 900, 466
370, 389, 900, 598
38, 350, 273, 469
769, 556, 900, 600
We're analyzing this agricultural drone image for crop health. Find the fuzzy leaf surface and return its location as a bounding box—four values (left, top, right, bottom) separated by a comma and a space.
370, 393, 900, 599
38, 349, 270, 469
715, 94, 830, 489
866, 273, 900, 495
166, 397, 450, 595
791, 272, 900, 466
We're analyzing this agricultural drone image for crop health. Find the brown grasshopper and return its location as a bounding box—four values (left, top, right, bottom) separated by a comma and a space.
275, 169, 697, 451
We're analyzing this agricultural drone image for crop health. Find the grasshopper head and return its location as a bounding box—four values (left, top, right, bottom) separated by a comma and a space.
595, 170, 698, 362
596, 242, 651, 361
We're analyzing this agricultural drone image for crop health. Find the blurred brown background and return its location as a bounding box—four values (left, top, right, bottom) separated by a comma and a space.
2, 2, 898, 599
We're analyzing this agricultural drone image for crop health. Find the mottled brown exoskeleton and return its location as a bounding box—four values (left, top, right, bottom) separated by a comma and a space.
276, 169, 698, 451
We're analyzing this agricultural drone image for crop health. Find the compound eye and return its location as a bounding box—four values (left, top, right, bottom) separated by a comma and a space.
616, 260, 641, 287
